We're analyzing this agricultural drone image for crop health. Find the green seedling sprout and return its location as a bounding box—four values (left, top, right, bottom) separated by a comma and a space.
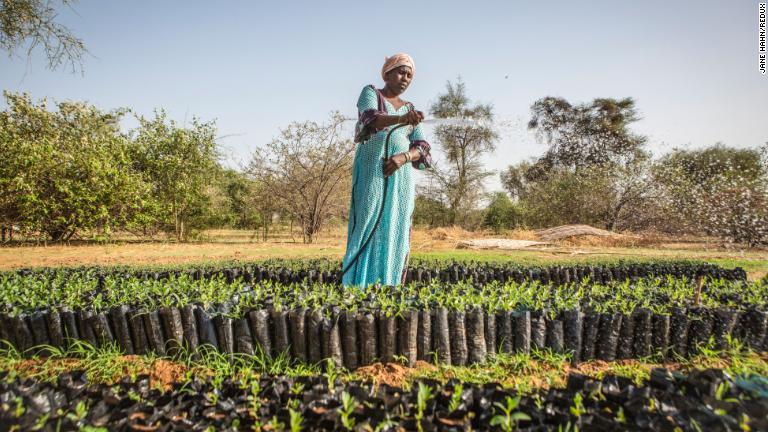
339, 391, 358, 430
448, 383, 464, 412
288, 407, 304, 432
415, 382, 433, 432
490, 395, 530, 431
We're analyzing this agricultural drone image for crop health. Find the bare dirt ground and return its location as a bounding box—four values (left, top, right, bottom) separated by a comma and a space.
1, 227, 765, 279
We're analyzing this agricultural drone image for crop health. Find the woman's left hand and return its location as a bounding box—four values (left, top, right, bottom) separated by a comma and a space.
383, 152, 408, 177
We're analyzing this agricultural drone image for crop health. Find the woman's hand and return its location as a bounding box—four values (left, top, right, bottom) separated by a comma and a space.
398, 110, 424, 126
383, 152, 409, 177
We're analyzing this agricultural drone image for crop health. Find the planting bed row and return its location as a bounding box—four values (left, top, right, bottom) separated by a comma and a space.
1, 267, 763, 320
2, 303, 767, 367
8, 259, 747, 286
2, 368, 766, 431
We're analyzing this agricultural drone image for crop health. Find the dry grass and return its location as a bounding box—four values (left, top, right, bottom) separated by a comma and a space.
1, 228, 766, 280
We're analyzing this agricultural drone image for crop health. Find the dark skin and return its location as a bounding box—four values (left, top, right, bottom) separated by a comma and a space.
375, 65, 425, 177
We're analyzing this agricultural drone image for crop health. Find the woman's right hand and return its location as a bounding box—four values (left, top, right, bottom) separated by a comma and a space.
399, 110, 424, 126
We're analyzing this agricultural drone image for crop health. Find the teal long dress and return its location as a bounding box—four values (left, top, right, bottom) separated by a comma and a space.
341, 85, 430, 288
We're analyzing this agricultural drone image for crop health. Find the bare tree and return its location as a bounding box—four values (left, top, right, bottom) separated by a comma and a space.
1, 0, 87, 72
426, 79, 498, 226
248, 112, 354, 243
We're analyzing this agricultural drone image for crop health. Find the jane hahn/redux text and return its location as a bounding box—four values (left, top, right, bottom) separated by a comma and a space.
761, 3, 766, 74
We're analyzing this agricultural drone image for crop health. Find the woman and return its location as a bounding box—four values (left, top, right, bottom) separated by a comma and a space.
341, 53, 432, 288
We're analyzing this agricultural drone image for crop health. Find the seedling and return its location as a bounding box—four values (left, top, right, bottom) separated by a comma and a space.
415, 382, 434, 432
288, 407, 303, 432
615, 406, 626, 424
339, 391, 358, 430
448, 383, 464, 412
569, 392, 585, 418
490, 396, 530, 431
65, 400, 89, 423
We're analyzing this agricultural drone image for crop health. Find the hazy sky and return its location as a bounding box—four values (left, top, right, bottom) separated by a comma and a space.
2, 0, 766, 191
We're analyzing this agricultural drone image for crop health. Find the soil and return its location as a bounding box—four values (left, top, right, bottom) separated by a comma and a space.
7, 356, 190, 391
0, 228, 765, 279
140, 357, 189, 390
354, 360, 437, 387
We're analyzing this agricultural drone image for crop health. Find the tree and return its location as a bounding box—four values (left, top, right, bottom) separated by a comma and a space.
500, 161, 534, 201
220, 169, 262, 230
482, 192, 521, 233
248, 112, 354, 244
527, 97, 646, 172
412, 193, 450, 227
0, 91, 150, 241
1, 0, 87, 72
129, 110, 220, 241
652, 144, 768, 245
425, 79, 498, 226
500, 96, 652, 231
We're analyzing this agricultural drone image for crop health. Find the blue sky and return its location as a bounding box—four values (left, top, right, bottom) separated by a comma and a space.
2, 0, 766, 191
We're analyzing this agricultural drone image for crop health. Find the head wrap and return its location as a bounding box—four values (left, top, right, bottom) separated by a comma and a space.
381, 53, 415, 80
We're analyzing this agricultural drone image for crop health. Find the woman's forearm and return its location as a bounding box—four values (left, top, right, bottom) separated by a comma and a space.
371, 114, 404, 129
406, 148, 420, 161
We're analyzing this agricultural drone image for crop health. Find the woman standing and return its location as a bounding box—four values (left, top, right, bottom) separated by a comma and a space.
341, 53, 432, 288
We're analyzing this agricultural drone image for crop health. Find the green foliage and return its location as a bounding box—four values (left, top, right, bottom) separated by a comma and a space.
339, 392, 358, 430
0, 92, 251, 242
503, 96, 653, 231
483, 192, 521, 232
490, 395, 530, 431
652, 144, 768, 245
0, 264, 763, 319
128, 109, 220, 241
221, 169, 262, 229
415, 382, 433, 431
198, 168, 263, 230
511, 165, 620, 229
412, 194, 451, 228
0, 91, 151, 241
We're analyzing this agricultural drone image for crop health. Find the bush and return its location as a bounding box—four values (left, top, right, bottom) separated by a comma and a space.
482, 192, 521, 233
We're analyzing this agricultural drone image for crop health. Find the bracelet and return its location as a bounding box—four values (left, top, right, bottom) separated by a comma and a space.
403, 151, 412, 162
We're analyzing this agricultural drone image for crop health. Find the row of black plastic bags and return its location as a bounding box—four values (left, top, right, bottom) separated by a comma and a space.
2, 367, 767, 431
1, 304, 766, 367
15, 261, 748, 287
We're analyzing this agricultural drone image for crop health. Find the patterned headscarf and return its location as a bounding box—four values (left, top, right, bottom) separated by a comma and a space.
381, 53, 415, 80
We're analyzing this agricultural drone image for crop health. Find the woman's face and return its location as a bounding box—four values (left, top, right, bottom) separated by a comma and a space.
384, 66, 413, 95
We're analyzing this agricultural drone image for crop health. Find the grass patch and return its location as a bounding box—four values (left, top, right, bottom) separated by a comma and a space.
2, 339, 765, 395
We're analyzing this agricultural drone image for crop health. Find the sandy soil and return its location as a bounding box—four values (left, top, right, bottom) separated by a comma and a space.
1, 228, 765, 279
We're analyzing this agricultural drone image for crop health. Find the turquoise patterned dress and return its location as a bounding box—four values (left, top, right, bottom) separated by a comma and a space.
341, 85, 431, 288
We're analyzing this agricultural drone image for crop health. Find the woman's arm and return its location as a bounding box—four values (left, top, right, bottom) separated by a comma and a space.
371, 110, 423, 129
408, 123, 433, 170
383, 148, 422, 177
356, 86, 424, 143
370, 114, 404, 129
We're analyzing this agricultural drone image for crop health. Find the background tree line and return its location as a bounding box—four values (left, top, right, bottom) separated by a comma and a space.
2, 84, 766, 245
0, 91, 353, 243
411, 82, 767, 246
2, 1, 765, 246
